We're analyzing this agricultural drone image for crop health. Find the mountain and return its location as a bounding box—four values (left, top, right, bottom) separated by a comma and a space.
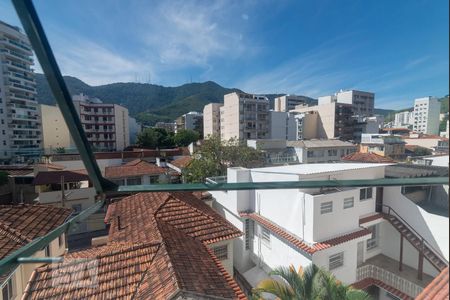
35, 74, 241, 125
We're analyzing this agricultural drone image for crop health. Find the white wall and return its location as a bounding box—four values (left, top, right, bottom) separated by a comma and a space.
208, 240, 234, 275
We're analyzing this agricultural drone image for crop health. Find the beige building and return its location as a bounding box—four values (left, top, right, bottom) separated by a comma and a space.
292, 102, 354, 141
220, 92, 269, 141
274, 95, 316, 112
413, 97, 440, 135
318, 89, 375, 117
203, 103, 223, 138
40, 96, 130, 153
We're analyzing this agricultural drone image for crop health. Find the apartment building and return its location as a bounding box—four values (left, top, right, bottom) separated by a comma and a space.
287, 139, 357, 163
292, 101, 355, 141
175, 111, 203, 135
268, 111, 296, 140
203, 102, 223, 137
360, 134, 406, 160
0, 205, 72, 300
274, 94, 317, 112
128, 116, 140, 144
208, 163, 448, 299
413, 97, 440, 135
0, 21, 42, 163
394, 111, 414, 128
318, 90, 375, 117
293, 112, 319, 140
40, 95, 130, 153
220, 92, 270, 141
154, 121, 176, 132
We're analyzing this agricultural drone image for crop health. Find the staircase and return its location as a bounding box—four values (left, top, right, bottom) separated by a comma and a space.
381, 205, 448, 272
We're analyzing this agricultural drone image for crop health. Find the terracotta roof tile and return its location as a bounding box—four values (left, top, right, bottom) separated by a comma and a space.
32, 170, 90, 185
416, 267, 449, 300
105, 160, 167, 179
342, 152, 396, 163
35, 162, 66, 170
0, 205, 72, 259
240, 212, 371, 255
169, 156, 192, 169
0, 166, 33, 176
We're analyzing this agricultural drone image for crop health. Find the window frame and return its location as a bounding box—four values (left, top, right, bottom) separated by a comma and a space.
343, 197, 354, 209
261, 226, 271, 247
320, 201, 333, 214
212, 245, 228, 260
360, 188, 373, 201
1, 276, 16, 300
329, 252, 344, 270
366, 224, 379, 251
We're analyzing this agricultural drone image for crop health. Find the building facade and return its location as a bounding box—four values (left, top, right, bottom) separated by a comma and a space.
175, 111, 203, 135
208, 164, 447, 299
0, 21, 42, 163
360, 133, 406, 160
268, 111, 296, 140
154, 122, 176, 132
40, 95, 130, 153
292, 102, 355, 141
203, 103, 223, 138
394, 111, 414, 128
336, 90, 375, 117
220, 92, 270, 141
413, 97, 440, 135
274, 95, 317, 112
287, 139, 357, 163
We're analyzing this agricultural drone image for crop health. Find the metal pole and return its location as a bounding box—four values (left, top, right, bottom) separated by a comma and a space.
11, 0, 116, 194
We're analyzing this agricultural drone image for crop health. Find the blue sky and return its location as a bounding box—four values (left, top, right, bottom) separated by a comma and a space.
1, 0, 448, 109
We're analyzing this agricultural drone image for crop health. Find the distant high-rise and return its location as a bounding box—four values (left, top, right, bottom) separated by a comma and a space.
175, 111, 203, 135
413, 97, 440, 135
0, 21, 42, 162
274, 95, 317, 112
203, 103, 222, 138
220, 92, 269, 141
394, 111, 414, 128
319, 89, 375, 117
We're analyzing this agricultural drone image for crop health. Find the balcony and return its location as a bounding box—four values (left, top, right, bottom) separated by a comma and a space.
0, 48, 33, 63
357, 254, 433, 298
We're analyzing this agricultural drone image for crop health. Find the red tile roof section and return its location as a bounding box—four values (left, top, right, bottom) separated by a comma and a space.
32, 170, 90, 185
342, 152, 396, 163
0, 205, 72, 259
104, 159, 167, 178
35, 162, 65, 170
0, 166, 33, 176
416, 267, 449, 300
240, 212, 371, 255
352, 278, 414, 300
169, 156, 192, 169
359, 213, 383, 225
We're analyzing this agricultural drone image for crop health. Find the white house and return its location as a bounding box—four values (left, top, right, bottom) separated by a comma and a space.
208, 163, 448, 299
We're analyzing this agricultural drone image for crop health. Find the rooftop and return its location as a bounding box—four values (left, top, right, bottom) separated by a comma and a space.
169, 156, 192, 169
105, 159, 167, 178
416, 267, 449, 300
0, 166, 33, 176
342, 152, 396, 163
32, 170, 90, 185
251, 162, 391, 176
0, 204, 72, 259
287, 139, 356, 148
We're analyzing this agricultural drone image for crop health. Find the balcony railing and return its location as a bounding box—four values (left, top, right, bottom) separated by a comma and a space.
205, 176, 227, 184
356, 264, 423, 298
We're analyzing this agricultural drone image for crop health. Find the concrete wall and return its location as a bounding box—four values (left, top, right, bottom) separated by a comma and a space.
114, 104, 130, 151
40, 104, 74, 153
203, 103, 222, 137
208, 240, 234, 275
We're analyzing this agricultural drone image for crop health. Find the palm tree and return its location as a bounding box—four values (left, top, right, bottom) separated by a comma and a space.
253, 264, 371, 300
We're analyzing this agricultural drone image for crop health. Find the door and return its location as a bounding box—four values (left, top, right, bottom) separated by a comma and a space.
375, 187, 383, 212
357, 241, 364, 266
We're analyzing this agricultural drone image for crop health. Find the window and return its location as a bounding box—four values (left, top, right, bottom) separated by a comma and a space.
343, 197, 354, 209
261, 227, 271, 246
307, 150, 314, 158
212, 245, 228, 260
320, 201, 333, 214
245, 219, 254, 250
2, 276, 16, 300
360, 188, 373, 201
366, 225, 379, 250
58, 234, 64, 247
126, 177, 142, 185
328, 149, 338, 156
44, 245, 50, 257
329, 252, 344, 270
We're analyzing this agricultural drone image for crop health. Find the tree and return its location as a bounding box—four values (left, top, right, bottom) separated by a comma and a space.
413, 146, 432, 156
55, 147, 66, 154
253, 264, 371, 300
184, 135, 264, 183
136, 128, 175, 149
173, 129, 200, 147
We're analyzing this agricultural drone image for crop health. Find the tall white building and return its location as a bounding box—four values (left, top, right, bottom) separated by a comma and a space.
220, 92, 269, 141
394, 111, 414, 128
175, 111, 203, 135
0, 21, 42, 162
413, 97, 440, 135
203, 103, 223, 138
